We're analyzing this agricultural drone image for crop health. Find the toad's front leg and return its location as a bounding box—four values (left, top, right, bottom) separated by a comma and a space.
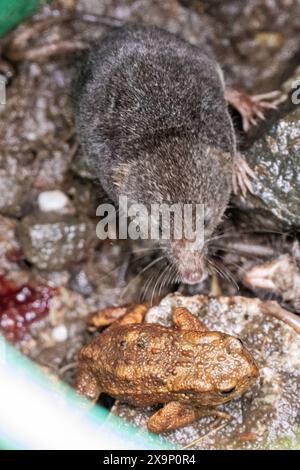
147, 401, 230, 433
225, 88, 282, 132
172, 307, 209, 332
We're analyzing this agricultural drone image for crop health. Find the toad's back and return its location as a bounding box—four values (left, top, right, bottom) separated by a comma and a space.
78, 323, 194, 406
77, 322, 255, 407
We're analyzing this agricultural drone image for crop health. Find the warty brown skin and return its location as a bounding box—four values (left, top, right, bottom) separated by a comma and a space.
76, 308, 259, 432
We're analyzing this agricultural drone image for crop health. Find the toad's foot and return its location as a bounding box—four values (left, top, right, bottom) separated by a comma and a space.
232, 152, 257, 197
88, 306, 128, 329
118, 303, 149, 325
225, 88, 282, 132
147, 401, 231, 433
172, 307, 209, 332
183, 417, 231, 449
88, 303, 149, 330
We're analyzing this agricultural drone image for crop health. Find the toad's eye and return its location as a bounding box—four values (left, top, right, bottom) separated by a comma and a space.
220, 386, 236, 396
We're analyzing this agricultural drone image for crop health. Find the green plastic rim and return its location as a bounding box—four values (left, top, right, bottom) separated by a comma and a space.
0, 0, 45, 37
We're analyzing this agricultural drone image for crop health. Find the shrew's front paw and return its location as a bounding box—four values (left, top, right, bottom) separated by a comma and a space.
225, 88, 283, 132
232, 153, 257, 197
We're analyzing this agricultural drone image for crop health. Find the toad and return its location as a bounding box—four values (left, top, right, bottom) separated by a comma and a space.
76, 306, 259, 433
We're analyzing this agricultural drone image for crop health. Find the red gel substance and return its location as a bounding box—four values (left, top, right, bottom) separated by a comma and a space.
0, 276, 55, 343
5, 248, 24, 263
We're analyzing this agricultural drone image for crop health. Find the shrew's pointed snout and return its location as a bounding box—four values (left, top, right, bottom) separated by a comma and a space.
182, 269, 206, 285
171, 238, 208, 285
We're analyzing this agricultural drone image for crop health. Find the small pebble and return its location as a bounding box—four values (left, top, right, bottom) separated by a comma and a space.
38, 190, 70, 213
52, 325, 68, 342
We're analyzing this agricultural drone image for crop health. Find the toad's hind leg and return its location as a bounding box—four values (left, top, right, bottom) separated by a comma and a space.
147, 401, 230, 433
118, 303, 149, 325
88, 306, 128, 329
88, 303, 149, 330
172, 307, 209, 332
76, 367, 101, 404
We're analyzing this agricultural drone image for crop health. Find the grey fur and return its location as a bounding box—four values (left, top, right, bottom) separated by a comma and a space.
74, 25, 235, 283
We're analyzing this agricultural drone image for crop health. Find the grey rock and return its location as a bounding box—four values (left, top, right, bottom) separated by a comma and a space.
17, 211, 95, 270
71, 150, 97, 180
0, 165, 32, 217
235, 106, 300, 231
64, 175, 107, 218
0, 175, 24, 216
